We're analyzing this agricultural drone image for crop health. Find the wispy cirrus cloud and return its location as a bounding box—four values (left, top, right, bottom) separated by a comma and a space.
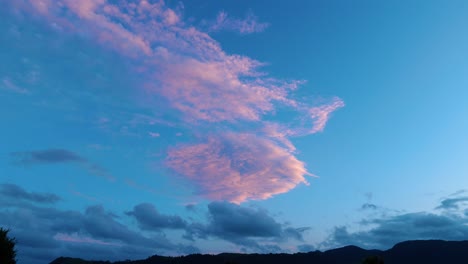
309, 98, 345, 133
208, 11, 270, 34
1, 77, 30, 94
10, 0, 344, 202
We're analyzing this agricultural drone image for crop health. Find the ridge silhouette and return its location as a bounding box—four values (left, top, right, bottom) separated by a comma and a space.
50, 240, 468, 264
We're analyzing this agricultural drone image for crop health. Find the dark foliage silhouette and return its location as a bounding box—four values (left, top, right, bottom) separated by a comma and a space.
362, 255, 384, 264
0, 227, 17, 264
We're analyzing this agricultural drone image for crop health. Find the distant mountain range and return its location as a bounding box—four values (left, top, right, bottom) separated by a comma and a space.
50, 240, 468, 264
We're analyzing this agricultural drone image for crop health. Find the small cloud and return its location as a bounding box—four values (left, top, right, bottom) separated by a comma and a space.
86, 163, 115, 182
11, 149, 85, 164
0, 183, 61, 204
209, 11, 269, 34
87, 144, 110, 151
148, 132, 160, 138
163, 9, 180, 26
70, 190, 99, 202
1, 77, 30, 94
185, 203, 197, 212
175, 132, 183, 137
308, 98, 345, 134
11, 149, 115, 181
436, 197, 468, 210
361, 203, 378, 210
126, 203, 187, 231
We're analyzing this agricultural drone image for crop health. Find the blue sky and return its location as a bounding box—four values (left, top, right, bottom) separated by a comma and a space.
1, 1, 468, 263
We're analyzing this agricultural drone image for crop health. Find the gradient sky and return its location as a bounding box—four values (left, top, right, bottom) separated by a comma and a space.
1, 1, 468, 263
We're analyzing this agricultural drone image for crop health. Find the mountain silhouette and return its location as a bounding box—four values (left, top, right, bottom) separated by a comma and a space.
50, 240, 468, 264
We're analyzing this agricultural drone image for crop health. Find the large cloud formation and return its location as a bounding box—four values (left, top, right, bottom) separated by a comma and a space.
0, 184, 198, 264
0, 184, 307, 263
9, 0, 344, 202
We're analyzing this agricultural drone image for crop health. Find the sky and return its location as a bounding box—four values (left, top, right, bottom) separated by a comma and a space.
1, 0, 468, 263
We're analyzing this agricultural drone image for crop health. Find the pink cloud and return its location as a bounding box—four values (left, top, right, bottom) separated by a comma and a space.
13, 0, 315, 124
210, 11, 269, 34
156, 55, 301, 122
166, 133, 311, 203
309, 98, 345, 133
12, 0, 344, 203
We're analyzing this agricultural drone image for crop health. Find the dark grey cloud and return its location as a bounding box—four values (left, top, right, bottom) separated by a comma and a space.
185, 204, 197, 212
324, 212, 468, 250
0, 183, 60, 204
0, 190, 198, 264
126, 203, 187, 230
10, 148, 115, 181
436, 197, 468, 210
184, 202, 308, 252
11, 149, 85, 164
284, 227, 310, 241
361, 203, 378, 210
208, 202, 282, 238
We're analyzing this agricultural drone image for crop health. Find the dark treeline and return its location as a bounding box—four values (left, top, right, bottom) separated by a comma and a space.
50, 240, 468, 264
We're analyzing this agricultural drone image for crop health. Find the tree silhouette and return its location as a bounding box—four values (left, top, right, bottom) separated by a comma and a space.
362, 255, 384, 264
0, 227, 17, 264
